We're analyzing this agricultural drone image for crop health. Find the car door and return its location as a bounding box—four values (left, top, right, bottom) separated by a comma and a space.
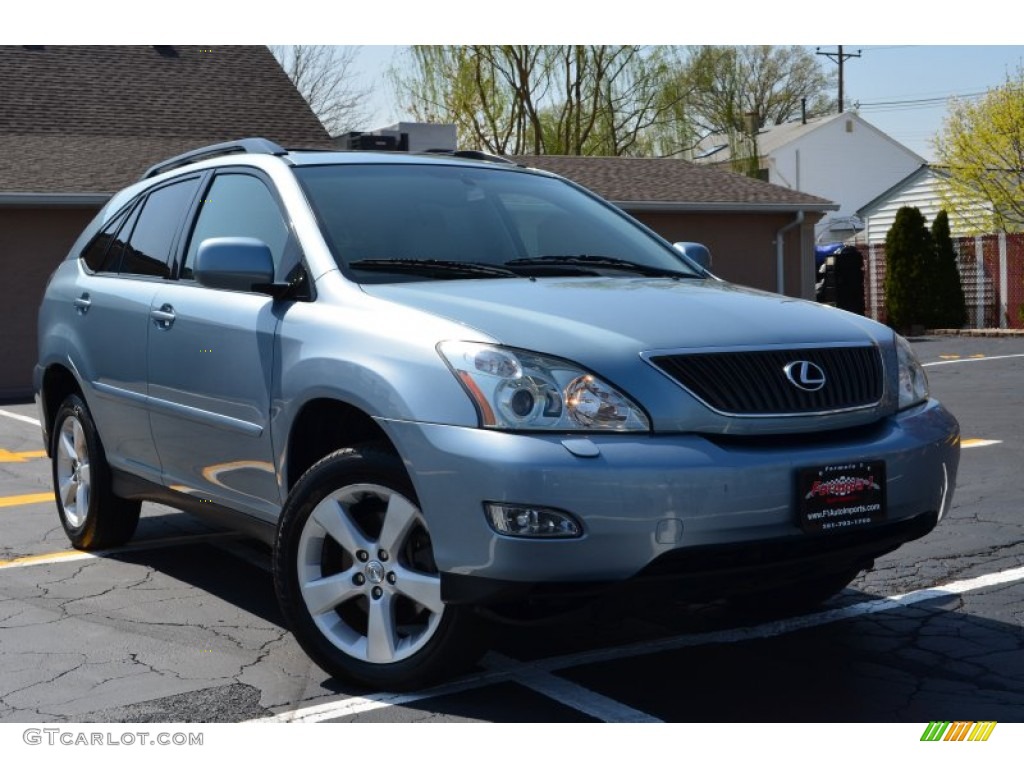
147, 170, 291, 521
67, 176, 202, 482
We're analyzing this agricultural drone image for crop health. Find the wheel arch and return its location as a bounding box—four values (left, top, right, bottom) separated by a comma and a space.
39, 363, 85, 457
282, 397, 401, 494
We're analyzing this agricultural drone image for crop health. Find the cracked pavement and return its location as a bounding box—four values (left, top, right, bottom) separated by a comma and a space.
1, 336, 1022, 722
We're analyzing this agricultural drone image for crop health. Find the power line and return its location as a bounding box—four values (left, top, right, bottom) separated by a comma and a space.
855, 91, 988, 113
816, 46, 861, 113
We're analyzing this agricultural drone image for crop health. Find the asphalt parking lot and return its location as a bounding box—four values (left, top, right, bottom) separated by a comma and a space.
1, 335, 1022, 724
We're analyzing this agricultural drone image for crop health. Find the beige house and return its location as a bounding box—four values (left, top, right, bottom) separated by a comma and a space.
517, 155, 835, 301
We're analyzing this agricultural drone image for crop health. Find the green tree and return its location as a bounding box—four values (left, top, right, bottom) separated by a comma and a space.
934, 68, 1024, 232
929, 210, 968, 328
680, 45, 835, 172
391, 46, 692, 156
885, 206, 935, 332
391, 46, 836, 160
682, 45, 835, 135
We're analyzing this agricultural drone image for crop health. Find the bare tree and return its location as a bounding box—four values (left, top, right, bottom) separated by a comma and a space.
271, 45, 371, 135
684, 46, 835, 137
391, 45, 692, 157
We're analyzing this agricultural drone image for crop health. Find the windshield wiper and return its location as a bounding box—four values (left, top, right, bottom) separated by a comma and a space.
348, 259, 521, 279
505, 255, 696, 278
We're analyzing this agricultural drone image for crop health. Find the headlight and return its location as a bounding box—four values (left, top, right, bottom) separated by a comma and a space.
895, 334, 929, 409
438, 341, 650, 432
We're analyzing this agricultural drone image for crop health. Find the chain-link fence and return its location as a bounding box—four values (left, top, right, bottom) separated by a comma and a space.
863, 233, 1024, 330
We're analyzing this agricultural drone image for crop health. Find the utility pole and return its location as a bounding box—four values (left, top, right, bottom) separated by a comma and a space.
816, 46, 862, 113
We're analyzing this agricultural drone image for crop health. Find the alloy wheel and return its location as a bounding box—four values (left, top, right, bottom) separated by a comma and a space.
296, 483, 444, 664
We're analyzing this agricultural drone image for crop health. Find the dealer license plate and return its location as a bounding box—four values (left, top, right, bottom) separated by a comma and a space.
797, 461, 886, 534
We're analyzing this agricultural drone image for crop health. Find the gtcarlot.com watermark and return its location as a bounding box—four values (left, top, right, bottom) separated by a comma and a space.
23, 728, 203, 747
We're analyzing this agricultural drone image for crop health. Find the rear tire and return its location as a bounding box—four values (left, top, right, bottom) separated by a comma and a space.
51, 394, 141, 550
273, 446, 484, 691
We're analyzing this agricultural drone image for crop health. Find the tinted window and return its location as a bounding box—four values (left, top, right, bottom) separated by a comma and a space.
120, 177, 201, 278
102, 204, 143, 274
81, 204, 133, 273
182, 174, 289, 279
294, 164, 698, 283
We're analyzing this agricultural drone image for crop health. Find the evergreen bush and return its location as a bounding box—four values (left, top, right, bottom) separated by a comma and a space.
884, 206, 934, 332
929, 210, 968, 328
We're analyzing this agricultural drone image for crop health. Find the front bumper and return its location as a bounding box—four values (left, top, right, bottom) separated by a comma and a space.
379, 399, 959, 601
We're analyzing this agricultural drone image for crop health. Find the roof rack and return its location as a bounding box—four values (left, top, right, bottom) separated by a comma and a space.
141, 138, 288, 180
422, 149, 516, 165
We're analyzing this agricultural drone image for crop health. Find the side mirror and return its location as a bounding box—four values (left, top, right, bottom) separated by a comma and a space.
194, 237, 275, 292
673, 241, 712, 271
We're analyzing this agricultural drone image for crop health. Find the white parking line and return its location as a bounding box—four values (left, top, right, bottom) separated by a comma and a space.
923, 353, 1024, 367
528, 565, 1024, 673
254, 564, 1024, 724
256, 673, 513, 723
0, 408, 41, 427
211, 549, 660, 721
484, 654, 662, 723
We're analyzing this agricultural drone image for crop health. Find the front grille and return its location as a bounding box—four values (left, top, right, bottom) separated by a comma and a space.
649, 345, 883, 415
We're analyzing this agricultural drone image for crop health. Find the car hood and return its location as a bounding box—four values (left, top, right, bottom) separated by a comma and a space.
361, 277, 889, 356
360, 277, 896, 434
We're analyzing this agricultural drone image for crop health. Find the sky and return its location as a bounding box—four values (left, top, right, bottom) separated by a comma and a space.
347, 45, 1024, 162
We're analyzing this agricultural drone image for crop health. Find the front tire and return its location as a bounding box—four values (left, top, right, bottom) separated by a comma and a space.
51, 394, 141, 550
273, 446, 484, 690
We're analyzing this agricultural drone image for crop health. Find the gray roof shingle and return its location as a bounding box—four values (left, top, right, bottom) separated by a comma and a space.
0, 45, 332, 195
513, 155, 835, 210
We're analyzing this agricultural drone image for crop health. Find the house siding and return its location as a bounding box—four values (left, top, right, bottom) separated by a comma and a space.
632, 210, 820, 299
0, 206, 99, 399
860, 169, 989, 245
765, 115, 921, 238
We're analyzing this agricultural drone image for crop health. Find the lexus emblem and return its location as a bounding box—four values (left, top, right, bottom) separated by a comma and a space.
784, 361, 826, 392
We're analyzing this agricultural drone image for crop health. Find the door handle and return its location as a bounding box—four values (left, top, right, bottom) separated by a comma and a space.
73, 294, 91, 314
150, 304, 176, 329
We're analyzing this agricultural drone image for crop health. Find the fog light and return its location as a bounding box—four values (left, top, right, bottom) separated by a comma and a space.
484, 503, 582, 538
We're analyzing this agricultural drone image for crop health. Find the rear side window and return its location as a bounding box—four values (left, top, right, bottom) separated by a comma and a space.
80, 205, 134, 273
120, 177, 201, 278
182, 173, 289, 280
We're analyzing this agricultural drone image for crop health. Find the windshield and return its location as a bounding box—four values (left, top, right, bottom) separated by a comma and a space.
294, 163, 702, 283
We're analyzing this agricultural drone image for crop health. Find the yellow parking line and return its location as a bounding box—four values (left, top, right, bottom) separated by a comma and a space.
961, 438, 1002, 448
0, 531, 240, 570
0, 492, 54, 508
0, 550, 95, 569
0, 449, 47, 463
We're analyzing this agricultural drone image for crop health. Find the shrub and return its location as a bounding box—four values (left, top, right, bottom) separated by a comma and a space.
884, 206, 934, 332
929, 210, 968, 328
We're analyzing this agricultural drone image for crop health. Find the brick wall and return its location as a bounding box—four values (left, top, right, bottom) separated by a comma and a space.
863, 233, 1024, 330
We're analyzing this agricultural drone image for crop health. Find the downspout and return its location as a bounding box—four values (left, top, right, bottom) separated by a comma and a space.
774, 211, 805, 295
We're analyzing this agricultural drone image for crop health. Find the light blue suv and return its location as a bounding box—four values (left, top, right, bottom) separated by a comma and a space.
36, 138, 960, 689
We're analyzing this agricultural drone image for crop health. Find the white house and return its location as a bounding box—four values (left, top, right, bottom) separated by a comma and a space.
694, 112, 924, 241
856, 164, 993, 244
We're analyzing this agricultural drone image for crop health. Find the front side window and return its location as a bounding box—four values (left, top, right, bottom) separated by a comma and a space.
294, 163, 700, 283
120, 177, 202, 278
182, 173, 290, 280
